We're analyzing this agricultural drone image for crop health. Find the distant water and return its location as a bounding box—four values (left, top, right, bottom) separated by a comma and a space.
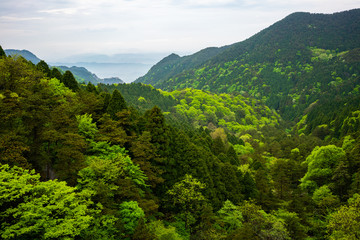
50, 62, 153, 83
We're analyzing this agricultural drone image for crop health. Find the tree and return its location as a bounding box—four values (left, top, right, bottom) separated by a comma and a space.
167, 174, 206, 229
0, 45, 5, 58
118, 201, 145, 237
50, 67, 63, 81
0, 133, 30, 169
53, 132, 87, 185
147, 220, 183, 240
229, 201, 290, 240
327, 193, 360, 239
0, 164, 94, 239
76, 113, 98, 141
270, 158, 295, 200
274, 209, 306, 240
130, 131, 164, 189
106, 89, 127, 120
217, 200, 243, 233
86, 82, 98, 93
62, 70, 79, 91
300, 145, 346, 193
36, 60, 51, 77
97, 114, 128, 147
145, 106, 169, 156
77, 148, 148, 211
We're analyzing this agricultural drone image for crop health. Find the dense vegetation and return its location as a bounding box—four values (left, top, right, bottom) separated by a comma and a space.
136, 9, 360, 121
1, 8, 360, 240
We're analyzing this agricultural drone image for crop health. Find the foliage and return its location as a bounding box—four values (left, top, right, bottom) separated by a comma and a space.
106, 89, 127, 119
300, 145, 346, 193
167, 174, 206, 210
0, 46, 5, 57
327, 193, 360, 239
217, 200, 243, 232
77, 113, 98, 140
149, 220, 183, 240
118, 201, 145, 236
62, 70, 80, 91
0, 164, 94, 239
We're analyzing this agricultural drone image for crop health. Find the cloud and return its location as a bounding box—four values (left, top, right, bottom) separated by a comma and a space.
0, 16, 43, 22
38, 8, 78, 15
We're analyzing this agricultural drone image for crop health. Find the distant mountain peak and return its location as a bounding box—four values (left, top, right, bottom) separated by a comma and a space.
158, 53, 180, 63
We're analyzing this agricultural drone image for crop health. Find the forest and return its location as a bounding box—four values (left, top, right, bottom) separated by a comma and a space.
1, 9, 360, 240
1, 42, 360, 240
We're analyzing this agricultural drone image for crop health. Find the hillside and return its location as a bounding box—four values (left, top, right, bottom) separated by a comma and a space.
136, 9, 360, 120
3, 49, 124, 84
56, 65, 124, 84
5, 49, 42, 64
135, 46, 229, 85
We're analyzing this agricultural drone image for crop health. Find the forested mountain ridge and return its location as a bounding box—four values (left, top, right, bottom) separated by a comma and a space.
56, 65, 125, 84
4, 49, 41, 64
135, 46, 230, 86
136, 9, 360, 121
4, 49, 124, 84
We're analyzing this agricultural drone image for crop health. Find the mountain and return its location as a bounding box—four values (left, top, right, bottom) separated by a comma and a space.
50, 52, 167, 82
56, 65, 124, 84
4, 49, 42, 64
102, 77, 124, 85
136, 9, 360, 121
56, 66, 101, 83
52, 62, 152, 83
135, 46, 230, 85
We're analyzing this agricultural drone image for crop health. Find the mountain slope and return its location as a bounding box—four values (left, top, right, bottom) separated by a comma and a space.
5, 49, 42, 64
135, 46, 229, 85
136, 9, 360, 120
56, 65, 124, 84
4, 49, 124, 84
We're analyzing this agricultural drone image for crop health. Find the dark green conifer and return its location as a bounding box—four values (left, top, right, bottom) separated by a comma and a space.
62, 70, 79, 91
145, 106, 169, 155
86, 82, 98, 94
0, 45, 5, 57
50, 67, 63, 81
212, 137, 226, 156
106, 89, 127, 119
36, 60, 51, 77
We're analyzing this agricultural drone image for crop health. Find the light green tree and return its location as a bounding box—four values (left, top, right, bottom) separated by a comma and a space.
167, 174, 206, 229
300, 145, 345, 193
0, 164, 94, 239
217, 200, 243, 232
118, 201, 145, 236
328, 193, 360, 240
149, 220, 183, 240
76, 113, 98, 141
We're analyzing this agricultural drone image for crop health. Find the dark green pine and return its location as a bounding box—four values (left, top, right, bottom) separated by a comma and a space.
106, 89, 127, 119
62, 70, 79, 91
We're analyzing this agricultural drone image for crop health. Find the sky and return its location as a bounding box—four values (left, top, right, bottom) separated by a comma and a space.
1, 0, 359, 62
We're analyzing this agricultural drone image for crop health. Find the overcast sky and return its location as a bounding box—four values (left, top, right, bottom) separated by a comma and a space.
1, 0, 359, 61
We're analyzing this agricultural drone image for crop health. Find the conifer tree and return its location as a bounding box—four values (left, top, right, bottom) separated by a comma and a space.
86, 82, 98, 93
36, 60, 51, 77
50, 67, 63, 81
0, 45, 5, 57
62, 70, 79, 91
145, 106, 169, 156
106, 89, 127, 120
